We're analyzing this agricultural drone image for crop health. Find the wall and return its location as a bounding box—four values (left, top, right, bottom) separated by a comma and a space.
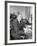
10, 6, 31, 19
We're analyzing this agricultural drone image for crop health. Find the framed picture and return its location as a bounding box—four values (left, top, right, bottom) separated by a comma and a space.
5, 1, 36, 45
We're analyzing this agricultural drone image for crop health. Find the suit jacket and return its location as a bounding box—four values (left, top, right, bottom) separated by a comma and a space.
11, 19, 24, 39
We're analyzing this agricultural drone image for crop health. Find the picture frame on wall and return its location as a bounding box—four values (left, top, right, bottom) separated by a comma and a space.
5, 1, 36, 45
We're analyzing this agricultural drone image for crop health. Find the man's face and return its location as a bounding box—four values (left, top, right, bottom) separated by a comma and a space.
17, 14, 22, 21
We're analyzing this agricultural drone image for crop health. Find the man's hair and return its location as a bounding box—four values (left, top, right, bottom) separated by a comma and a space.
17, 11, 21, 15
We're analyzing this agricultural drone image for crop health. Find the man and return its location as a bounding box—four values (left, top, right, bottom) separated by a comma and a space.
10, 12, 28, 40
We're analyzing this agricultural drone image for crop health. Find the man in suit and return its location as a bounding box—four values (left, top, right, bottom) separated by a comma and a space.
10, 12, 28, 40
